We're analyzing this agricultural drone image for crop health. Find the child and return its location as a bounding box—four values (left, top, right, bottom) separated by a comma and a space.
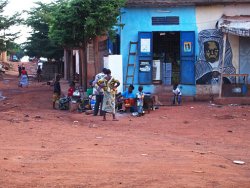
172, 83, 182, 105
53, 75, 61, 109
67, 81, 75, 97
136, 86, 144, 116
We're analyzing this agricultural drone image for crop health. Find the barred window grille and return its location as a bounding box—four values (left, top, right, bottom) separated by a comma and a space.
152, 16, 179, 25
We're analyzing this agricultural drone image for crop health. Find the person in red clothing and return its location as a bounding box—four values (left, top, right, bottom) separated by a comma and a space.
19, 67, 29, 87
67, 81, 75, 97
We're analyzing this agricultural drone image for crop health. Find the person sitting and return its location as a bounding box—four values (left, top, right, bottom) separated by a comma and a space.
121, 84, 136, 112
172, 83, 182, 105
67, 81, 75, 98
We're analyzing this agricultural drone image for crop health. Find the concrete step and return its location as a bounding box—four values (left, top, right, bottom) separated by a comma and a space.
155, 94, 194, 106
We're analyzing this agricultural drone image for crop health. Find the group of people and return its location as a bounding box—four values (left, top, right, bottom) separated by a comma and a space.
17, 63, 43, 87
116, 84, 145, 116
53, 68, 121, 121
18, 64, 29, 87
92, 68, 120, 121
92, 68, 149, 120
52, 67, 182, 120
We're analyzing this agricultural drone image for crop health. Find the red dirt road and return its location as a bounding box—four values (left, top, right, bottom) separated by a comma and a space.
0, 63, 250, 187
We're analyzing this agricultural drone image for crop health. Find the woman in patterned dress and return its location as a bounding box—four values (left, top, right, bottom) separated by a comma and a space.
19, 67, 29, 87
97, 69, 120, 121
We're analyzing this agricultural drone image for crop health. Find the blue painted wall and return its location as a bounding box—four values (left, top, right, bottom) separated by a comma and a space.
120, 7, 198, 96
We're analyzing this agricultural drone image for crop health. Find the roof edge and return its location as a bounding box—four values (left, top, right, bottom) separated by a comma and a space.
125, 0, 250, 8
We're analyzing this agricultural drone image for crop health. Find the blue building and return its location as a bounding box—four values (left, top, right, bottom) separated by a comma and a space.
116, 0, 250, 103
119, 1, 197, 98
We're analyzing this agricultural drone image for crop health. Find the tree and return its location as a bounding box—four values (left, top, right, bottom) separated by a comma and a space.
24, 2, 63, 60
0, 0, 22, 52
49, 0, 125, 88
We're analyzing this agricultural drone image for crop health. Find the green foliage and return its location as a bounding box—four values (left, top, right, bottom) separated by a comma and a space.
24, 1, 63, 60
49, 0, 126, 48
0, 0, 22, 52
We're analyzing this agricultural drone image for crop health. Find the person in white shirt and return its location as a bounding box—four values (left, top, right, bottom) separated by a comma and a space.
172, 83, 182, 105
92, 68, 108, 116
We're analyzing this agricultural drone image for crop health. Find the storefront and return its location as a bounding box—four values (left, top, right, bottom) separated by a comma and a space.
120, 6, 197, 96
137, 31, 195, 86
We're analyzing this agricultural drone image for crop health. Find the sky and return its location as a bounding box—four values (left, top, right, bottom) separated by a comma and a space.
4, 0, 52, 44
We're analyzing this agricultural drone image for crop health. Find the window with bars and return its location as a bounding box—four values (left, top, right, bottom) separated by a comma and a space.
152, 16, 179, 25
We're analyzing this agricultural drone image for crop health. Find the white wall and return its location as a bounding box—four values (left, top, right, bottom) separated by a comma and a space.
196, 4, 250, 32
103, 55, 123, 93
196, 4, 250, 70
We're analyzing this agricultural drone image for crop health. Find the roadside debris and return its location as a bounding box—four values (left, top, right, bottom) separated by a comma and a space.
0, 91, 6, 101
233, 160, 245, 165
192, 170, 204, 173
209, 103, 223, 108
89, 123, 98, 128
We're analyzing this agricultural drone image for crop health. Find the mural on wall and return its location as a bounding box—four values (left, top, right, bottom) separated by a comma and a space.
195, 29, 236, 84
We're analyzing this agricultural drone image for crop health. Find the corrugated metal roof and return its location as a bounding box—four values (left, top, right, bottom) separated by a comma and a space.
218, 15, 250, 37
125, 0, 250, 7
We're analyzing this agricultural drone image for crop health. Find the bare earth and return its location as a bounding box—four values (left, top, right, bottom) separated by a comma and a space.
0, 62, 250, 188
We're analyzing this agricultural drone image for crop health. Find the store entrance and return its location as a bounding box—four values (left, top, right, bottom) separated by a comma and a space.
153, 31, 180, 85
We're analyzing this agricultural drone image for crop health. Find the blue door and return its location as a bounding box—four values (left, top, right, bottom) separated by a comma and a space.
180, 31, 195, 84
138, 32, 153, 84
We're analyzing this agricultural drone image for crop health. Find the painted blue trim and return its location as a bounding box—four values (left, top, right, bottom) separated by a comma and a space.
120, 7, 198, 96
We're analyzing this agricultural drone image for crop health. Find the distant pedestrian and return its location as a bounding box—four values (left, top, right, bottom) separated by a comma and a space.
37, 65, 42, 82
53, 75, 61, 109
19, 67, 29, 87
18, 65, 22, 77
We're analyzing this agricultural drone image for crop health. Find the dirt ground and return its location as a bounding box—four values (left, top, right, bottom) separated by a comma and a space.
0, 62, 250, 188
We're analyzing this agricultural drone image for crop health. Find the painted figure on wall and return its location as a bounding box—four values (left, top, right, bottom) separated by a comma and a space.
195, 29, 235, 84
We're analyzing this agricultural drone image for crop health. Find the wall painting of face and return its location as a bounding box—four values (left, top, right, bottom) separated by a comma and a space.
195, 29, 235, 85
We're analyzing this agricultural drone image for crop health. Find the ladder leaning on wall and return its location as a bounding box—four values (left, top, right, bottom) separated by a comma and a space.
124, 41, 138, 91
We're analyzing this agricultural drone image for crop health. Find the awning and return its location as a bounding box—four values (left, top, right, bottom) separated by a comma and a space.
218, 15, 250, 37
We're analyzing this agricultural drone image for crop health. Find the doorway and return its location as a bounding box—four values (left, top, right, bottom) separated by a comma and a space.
153, 31, 180, 85
239, 37, 250, 83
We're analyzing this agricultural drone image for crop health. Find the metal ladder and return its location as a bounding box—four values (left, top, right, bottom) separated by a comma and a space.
124, 41, 138, 91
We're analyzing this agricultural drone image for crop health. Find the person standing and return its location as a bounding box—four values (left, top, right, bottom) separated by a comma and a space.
19, 67, 29, 87
136, 86, 144, 116
92, 68, 108, 116
37, 65, 42, 82
18, 65, 22, 77
53, 75, 61, 109
97, 69, 120, 121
